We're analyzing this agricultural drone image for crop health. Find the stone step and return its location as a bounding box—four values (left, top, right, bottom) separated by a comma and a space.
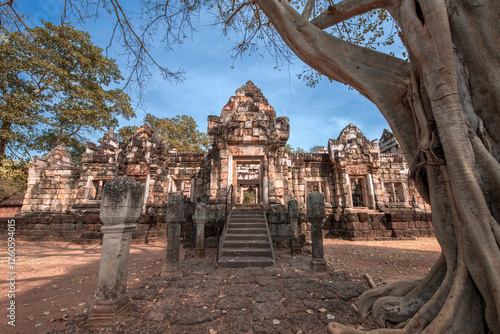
228, 217, 265, 224
227, 228, 267, 235
222, 247, 272, 257
229, 215, 263, 220
217, 256, 275, 268
227, 222, 266, 229
224, 234, 269, 241
223, 240, 270, 248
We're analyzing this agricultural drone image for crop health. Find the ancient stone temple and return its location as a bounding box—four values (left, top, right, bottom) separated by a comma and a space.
4, 81, 432, 243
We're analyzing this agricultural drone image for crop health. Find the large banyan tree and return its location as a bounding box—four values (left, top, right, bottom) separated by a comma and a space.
254, 1, 500, 332
3, 0, 499, 332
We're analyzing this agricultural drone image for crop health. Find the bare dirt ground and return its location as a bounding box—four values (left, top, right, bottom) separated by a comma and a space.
1, 238, 441, 334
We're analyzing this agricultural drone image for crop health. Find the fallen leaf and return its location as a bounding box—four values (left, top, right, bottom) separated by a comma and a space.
319, 308, 326, 313
306, 309, 313, 314
42, 311, 50, 316
35, 323, 42, 327
272, 319, 280, 325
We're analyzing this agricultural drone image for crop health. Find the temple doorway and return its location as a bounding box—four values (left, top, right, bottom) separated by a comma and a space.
235, 161, 261, 205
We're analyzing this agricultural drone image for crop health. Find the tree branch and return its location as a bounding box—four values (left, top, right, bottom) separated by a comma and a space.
255, 0, 408, 100
311, 0, 389, 29
225, 1, 254, 24
302, 0, 315, 20
254, 0, 421, 160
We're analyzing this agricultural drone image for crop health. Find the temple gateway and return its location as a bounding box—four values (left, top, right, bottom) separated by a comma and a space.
8, 81, 432, 245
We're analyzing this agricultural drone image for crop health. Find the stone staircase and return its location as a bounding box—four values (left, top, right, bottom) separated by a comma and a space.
218, 210, 275, 268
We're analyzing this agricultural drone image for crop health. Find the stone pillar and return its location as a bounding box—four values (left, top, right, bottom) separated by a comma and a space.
87, 176, 143, 328
345, 174, 352, 208
194, 202, 208, 258
307, 192, 327, 274
401, 182, 409, 203
161, 195, 185, 276
365, 174, 376, 209
288, 200, 301, 256
142, 174, 150, 212
263, 156, 269, 207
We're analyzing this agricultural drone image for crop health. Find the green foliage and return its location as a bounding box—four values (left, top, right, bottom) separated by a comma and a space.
0, 22, 135, 162
283, 144, 294, 153
310, 145, 325, 153
243, 188, 256, 204
294, 147, 306, 153
118, 114, 210, 152
0, 157, 30, 200
284, 144, 306, 153
117, 125, 139, 142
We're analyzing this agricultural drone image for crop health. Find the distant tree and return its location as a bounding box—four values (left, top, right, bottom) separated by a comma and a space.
283, 144, 306, 153
118, 114, 209, 152
0, 157, 30, 200
283, 144, 293, 153
0, 22, 135, 162
309, 145, 325, 153
116, 125, 139, 143
294, 147, 306, 153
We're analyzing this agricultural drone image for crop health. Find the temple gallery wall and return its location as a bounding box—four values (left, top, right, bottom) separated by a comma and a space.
0, 81, 432, 245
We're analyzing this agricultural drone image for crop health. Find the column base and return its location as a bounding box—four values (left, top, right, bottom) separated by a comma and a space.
194, 248, 205, 258
161, 262, 179, 277
310, 258, 327, 274
86, 296, 130, 328
290, 241, 302, 256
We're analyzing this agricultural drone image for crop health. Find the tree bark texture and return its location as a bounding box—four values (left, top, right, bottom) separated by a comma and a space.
255, 0, 500, 332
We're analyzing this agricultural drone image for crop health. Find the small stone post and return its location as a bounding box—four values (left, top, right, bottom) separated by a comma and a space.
87, 176, 143, 328
161, 195, 185, 276
288, 200, 301, 256
194, 202, 208, 258
307, 192, 327, 274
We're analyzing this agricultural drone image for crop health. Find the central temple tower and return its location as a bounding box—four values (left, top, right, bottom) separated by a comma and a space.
207, 81, 290, 207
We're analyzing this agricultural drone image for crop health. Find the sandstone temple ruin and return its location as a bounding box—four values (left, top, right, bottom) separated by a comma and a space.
4, 81, 432, 245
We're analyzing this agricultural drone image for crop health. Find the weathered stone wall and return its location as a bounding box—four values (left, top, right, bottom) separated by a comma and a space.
326, 211, 434, 240
21, 145, 80, 214
4, 81, 433, 243
285, 153, 334, 207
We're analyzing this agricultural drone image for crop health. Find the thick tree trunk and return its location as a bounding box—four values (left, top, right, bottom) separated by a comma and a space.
0, 120, 12, 157
255, 0, 500, 332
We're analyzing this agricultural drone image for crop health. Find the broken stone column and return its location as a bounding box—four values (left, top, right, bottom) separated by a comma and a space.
307, 192, 327, 274
161, 195, 185, 276
194, 202, 208, 258
288, 199, 301, 256
87, 176, 143, 328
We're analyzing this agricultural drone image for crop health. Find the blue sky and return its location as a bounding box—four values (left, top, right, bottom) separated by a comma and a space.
19, 0, 399, 152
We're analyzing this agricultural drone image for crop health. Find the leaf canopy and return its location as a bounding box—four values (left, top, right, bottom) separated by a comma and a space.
0, 21, 135, 162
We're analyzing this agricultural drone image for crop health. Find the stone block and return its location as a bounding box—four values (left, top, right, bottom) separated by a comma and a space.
307, 192, 325, 220
359, 212, 370, 222
277, 224, 291, 237
269, 223, 278, 237
390, 221, 408, 230
392, 229, 404, 238
345, 213, 359, 222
